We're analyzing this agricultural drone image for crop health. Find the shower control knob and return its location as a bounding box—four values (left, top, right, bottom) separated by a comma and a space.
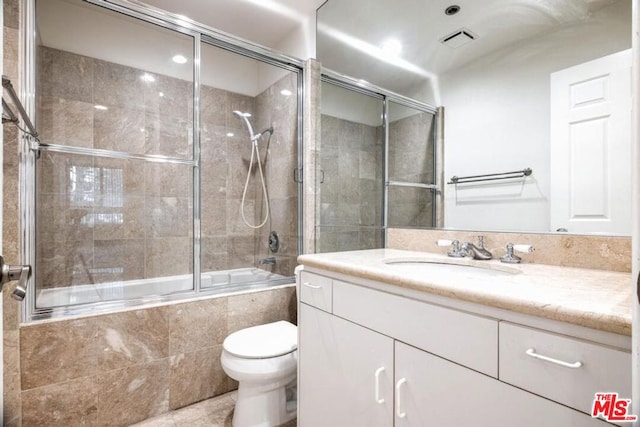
0, 255, 31, 301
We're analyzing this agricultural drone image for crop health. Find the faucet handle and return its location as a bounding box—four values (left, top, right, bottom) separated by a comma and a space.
500, 243, 534, 264
513, 244, 534, 253
436, 239, 466, 258
476, 235, 486, 249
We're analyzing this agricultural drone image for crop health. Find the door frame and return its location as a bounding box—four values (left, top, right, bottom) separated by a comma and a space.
631, 0, 639, 425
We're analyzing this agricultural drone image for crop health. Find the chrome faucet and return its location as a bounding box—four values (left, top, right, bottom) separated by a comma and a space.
500, 243, 534, 264
437, 236, 492, 260
460, 236, 493, 260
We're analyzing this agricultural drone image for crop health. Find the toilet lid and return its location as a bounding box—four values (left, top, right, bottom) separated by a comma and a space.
223, 321, 297, 359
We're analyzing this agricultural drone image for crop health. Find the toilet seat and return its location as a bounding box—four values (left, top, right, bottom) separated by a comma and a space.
223, 320, 297, 359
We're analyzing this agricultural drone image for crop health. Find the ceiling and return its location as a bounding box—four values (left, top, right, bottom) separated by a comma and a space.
37, 0, 325, 96
317, 0, 626, 99
141, 0, 325, 49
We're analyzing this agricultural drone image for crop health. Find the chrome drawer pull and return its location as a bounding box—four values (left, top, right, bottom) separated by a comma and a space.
302, 282, 322, 289
525, 348, 583, 369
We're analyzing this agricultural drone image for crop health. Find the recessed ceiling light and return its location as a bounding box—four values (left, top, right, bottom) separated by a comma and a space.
141, 73, 155, 83
226, 132, 234, 137
445, 5, 461, 15
94, 105, 108, 110
158, 92, 165, 97
381, 38, 402, 57
280, 89, 292, 96
172, 55, 187, 64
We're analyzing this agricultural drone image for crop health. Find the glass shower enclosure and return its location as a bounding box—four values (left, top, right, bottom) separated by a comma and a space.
316, 75, 439, 253
24, 0, 302, 320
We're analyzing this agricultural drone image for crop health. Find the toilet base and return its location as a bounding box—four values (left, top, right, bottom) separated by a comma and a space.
232, 375, 297, 427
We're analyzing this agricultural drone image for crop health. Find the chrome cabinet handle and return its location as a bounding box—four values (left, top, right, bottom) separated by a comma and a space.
302, 282, 321, 289
374, 367, 385, 404
396, 378, 407, 418
525, 348, 582, 369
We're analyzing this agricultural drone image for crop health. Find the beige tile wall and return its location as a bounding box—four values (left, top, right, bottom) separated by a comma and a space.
387, 228, 632, 272
19, 285, 296, 426
4, 0, 23, 424
253, 72, 299, 275
36, 46, 300, 289
387, 112, 435, 228
318, 115, 383, 252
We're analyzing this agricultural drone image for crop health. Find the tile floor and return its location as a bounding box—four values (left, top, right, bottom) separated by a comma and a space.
130, 391, 297, 427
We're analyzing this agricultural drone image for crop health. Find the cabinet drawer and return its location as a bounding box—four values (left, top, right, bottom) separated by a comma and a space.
333, 281, 498, 377
499, 322, 631, 417
299, 271, 333, 312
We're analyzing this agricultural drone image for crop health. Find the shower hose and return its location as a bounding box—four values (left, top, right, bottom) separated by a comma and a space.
241, 137, 269, 229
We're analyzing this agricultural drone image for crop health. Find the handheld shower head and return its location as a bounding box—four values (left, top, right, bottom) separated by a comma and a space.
233, 110, 255, 139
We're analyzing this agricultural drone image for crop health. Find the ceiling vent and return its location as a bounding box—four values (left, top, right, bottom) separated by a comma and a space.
440, 27, 477, 48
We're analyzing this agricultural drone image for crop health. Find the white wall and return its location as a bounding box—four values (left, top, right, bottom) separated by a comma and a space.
439, 0, 630, 233
321, 82, 383, 126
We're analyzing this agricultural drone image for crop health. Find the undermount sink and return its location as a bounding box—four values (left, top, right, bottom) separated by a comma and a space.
384, 259, 520, 276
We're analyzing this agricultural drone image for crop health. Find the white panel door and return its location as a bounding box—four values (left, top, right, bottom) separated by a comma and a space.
298, 303, 394, 427
394, 341, 604, 427
550, 49, 631, 234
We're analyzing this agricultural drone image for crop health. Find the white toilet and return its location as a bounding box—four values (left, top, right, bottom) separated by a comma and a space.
221, 320, 298, 427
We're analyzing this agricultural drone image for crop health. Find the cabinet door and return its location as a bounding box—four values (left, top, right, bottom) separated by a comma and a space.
394, 342, 605, 427
299, 303, 393, 427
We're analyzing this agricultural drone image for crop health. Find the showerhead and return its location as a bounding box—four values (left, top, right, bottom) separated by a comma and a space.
233, 110, 255, 138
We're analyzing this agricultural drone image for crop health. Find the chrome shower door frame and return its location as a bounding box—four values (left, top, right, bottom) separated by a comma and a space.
20, 0, 305, 321
319, 69, 440, 249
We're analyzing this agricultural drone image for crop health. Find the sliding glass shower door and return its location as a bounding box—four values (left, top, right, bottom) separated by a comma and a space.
27, 0, 302, 320
316, 77, 439, 253
317, 81, 384, 252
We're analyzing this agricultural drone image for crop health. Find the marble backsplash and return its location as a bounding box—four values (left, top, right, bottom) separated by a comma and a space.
387, 228, 631, 273
18, 285, 296, 426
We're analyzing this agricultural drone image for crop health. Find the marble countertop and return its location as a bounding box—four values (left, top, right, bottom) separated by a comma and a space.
297, 249, 632, 336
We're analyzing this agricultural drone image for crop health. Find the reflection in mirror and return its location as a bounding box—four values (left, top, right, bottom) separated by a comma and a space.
318, 82, 384, 253
317, 0, 631, 236
387, 102, 437, 228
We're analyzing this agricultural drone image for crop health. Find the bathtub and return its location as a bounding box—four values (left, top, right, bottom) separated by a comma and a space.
36, 267, 292, 309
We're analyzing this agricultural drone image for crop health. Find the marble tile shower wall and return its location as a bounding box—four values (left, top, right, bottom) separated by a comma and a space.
36, 46, 197, 289
19, 286, 296, 426
36, 47, 298, 289
254, 73, 299, 275
318, 115, 383, 252
388, 113, 435, 228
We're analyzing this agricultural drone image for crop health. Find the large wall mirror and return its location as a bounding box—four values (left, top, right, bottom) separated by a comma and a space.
317, 0, 631, 236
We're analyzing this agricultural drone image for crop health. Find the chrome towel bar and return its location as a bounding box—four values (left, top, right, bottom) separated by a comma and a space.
448, 168, 532, 184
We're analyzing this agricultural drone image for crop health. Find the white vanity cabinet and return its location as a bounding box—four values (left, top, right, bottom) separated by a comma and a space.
299, 303, 393, 427
298, 269, 627, 426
